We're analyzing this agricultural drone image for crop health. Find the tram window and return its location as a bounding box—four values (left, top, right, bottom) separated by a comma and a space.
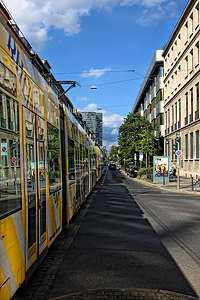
84, 146, 89, 174
38, 126, 46, 236
80, 145, 83, 176
68, 138, 75, 183
47, 123, 61, 193
75, 145, 80, 179
90, 147, 96, 170
0, 99, 21, 220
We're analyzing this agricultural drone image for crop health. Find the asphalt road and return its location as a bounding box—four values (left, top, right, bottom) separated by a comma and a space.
47, 168, 196, 299
123, 172, 200, 297
12, 168, 199, 300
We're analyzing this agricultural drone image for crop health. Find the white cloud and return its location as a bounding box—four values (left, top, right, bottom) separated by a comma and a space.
120, 0, 166, 7
3, 0, 179, 50
111, 128, 118, 134
136, 1, 178, 26
81, 67, 111, 78
79, 103, 101, 111
77, 96, 89, 101
103, 113, 124, 128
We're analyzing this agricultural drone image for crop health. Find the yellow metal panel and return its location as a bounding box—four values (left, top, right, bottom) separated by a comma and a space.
47, 194, 57, 239
2, 216, 25, 289
0, 46, 16, 76
57, 191, 62, 231
69, 185, 74, 216
39, 91, 48, 120
41, 232, 47, 249
0, 268, 11, 300
29, 243, 37, 264
49, 101, 57, 127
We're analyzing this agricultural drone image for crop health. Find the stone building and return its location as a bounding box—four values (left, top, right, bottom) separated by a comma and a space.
163, 0, 200, 178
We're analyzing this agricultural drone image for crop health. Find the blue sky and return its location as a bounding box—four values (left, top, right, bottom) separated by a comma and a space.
4, 0, 188, 150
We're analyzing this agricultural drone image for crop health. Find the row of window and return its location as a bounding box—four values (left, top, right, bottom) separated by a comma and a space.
165, 82, 200, 133
185, 131, 199, 159
165, 43, 199, 100
165, 2, 200, 75
166, 130, 199, 160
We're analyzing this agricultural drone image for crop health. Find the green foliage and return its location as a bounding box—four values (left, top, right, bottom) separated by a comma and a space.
137, 168, 147, 177
147, 167, 153, 173
47, 124, 60, 160
108, 145, 119, 162
137, 167, 153, 178
118, 113, 158, 162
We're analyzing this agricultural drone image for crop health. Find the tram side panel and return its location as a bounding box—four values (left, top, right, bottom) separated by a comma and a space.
0, 49, 27, 300
0, 23, 63, 299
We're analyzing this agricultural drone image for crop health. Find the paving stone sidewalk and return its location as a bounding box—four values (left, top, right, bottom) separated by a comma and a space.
50, 288, 199, 300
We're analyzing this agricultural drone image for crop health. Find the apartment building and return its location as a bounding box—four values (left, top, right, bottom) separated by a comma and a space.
131, 50, 164, 156
163, 0, 200, 178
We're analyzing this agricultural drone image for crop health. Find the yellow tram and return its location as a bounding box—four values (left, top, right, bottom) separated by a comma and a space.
0, 4, 103, 299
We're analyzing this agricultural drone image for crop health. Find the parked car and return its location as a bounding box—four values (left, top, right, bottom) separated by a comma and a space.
127, 165, 139, 178
109, 163, 116, 170
126, 165, 135, 174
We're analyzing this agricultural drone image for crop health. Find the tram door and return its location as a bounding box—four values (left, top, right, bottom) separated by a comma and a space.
24, 108, 47, 270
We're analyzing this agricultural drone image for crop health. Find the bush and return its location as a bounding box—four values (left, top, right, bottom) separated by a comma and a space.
137, 167, 147, 177
137, 167, 153, 177
147, 167, 153, 173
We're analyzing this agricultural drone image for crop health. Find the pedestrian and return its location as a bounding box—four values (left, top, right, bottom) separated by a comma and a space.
172, 163, 176, 175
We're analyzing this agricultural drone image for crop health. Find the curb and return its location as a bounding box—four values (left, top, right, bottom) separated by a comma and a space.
49, 288, 199, 300
121, 170, 197, 194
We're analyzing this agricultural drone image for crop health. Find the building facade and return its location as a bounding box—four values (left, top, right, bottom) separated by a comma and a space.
131, 50, 164, 156
79, 111, 103, 146
163, 0, 200, 178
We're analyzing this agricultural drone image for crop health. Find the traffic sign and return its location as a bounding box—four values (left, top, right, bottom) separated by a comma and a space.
12, 157, 17, 163
1, 144, 7, 156
176, 150, 181, 156
139, 153, 143, 161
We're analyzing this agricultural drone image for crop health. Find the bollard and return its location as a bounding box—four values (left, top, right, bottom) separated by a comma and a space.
192, 176, 193, 191
163, 174, 165, 185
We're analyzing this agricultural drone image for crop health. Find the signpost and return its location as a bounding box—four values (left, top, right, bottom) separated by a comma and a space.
134, 153, 137, 163
175, 132, 180, 189
139, 153, 143, 168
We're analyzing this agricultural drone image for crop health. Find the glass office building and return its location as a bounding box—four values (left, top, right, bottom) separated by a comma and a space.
80, 112, 103, 146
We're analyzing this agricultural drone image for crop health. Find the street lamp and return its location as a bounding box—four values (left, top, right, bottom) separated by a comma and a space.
90, 85, 97, 89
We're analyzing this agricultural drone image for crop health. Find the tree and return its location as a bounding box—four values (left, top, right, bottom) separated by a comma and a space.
118, 113, 158, 164
108, 145, 119, 163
